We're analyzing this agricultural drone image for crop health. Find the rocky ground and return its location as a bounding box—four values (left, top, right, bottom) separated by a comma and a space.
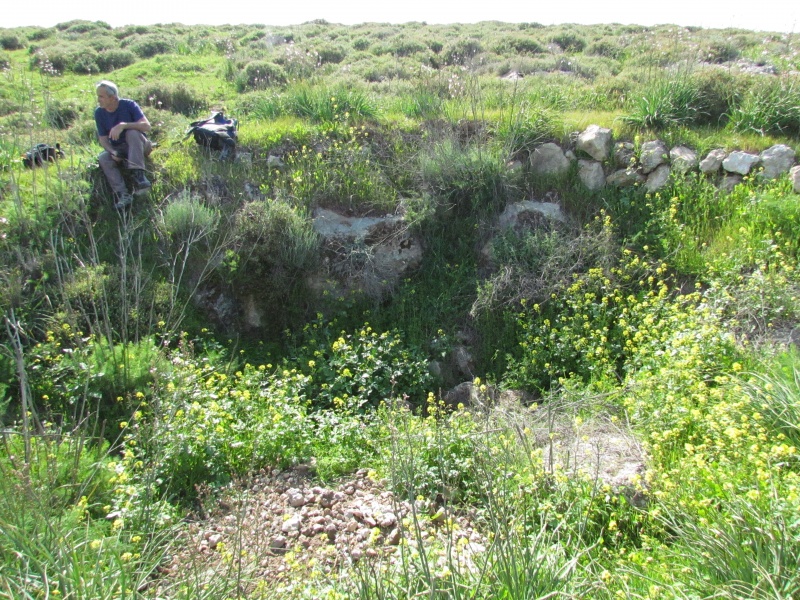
153, 466, 489, 596
150, 403, 645, 597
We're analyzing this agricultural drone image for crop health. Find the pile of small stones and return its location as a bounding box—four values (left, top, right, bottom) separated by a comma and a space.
156, 467, 487, 592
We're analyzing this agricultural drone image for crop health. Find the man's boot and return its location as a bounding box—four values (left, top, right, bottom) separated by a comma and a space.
132, 169, 151, 195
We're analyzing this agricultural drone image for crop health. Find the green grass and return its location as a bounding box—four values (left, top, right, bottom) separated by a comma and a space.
2, 19, 800, 600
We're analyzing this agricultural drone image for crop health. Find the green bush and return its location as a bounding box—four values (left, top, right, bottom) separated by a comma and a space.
133, 82, 206, 116
419, 138, 513, 217
30, 44, 100, 74
550, 32, 586, 53
44, 98, 81, 129
442, 39, 483, 65
690, 67, 744, 126
494, 36, 546, 56
96, 48, 136, 71
286, 319, 436, 410
124, 34, 176, 58
586, 39, 624, 59
236, 60, 287, 91
229, 199, 319, 307
316, 43, 347, 64
0, 33, 24, 51
159, 192, 220, 246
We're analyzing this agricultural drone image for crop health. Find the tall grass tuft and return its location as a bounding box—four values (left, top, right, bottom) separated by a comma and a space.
728, 76, 800, 137
622, 74, 701, 130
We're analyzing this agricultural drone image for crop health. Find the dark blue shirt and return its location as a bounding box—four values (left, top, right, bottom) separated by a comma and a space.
94, 99, 145, 147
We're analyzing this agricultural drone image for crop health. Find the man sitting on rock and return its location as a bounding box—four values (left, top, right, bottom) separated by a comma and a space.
94, 80, 152, 209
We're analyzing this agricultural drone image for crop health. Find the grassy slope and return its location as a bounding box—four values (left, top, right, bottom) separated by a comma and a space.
0, 19, 800, 599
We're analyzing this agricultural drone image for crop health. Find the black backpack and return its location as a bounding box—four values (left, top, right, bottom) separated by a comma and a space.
22, 143, 64, 168
186, 112, 238, 159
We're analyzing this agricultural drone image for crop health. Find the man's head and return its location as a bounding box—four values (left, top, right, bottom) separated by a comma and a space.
96, 80, 120, 112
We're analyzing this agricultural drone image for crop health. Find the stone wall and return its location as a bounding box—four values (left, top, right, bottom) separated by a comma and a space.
530, 124, 800, 194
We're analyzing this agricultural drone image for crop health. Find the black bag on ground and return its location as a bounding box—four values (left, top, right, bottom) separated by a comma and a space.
22, 143, 64, 168
186, 112, 238, 159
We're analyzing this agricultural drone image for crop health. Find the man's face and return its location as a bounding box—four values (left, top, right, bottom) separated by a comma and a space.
96, 88, 118, 112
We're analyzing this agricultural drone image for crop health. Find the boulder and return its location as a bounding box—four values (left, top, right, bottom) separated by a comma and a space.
576, 124, 613, 161
578, 159, 606, 191
645, 164, 671, 192
720, 173, 743, 192
530, 143, 571, 176
670, 146, 698, 174
760, 144, 796, 180
723, 151, 760, 175
496, 200, 567, 229
639, 140, 669, 174
791, 165, 800, 194
310, 208, 422, 300
699, 148, 726, 174
613, 142, 636, 168
607, 168, 645, 188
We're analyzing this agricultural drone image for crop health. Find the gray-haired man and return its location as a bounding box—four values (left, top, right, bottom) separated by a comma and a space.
94, 80, 152, 209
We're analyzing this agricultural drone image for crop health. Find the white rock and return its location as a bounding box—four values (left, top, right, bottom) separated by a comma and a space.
723, 151, 760, 175
576, 124, 613, 161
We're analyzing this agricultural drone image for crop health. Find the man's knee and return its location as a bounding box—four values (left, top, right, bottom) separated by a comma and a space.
98, 150, 119, 168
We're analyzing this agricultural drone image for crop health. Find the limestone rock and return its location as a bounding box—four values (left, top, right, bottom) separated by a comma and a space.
760, 144, 796, 180
530, 143, 571, 176
699, 148, 726, 174
497, 200, 567, 229
310, 208, 422, 300
578, 159, 606, 191
723, 151, 760, 175
613, 142, 636, 168
720, 174, 743, 192
576, 124, 613, 161
670, 146, 698, 174
791, 165, 800, 194
639, 140, 669, 174
607, 168, 645, 188
645, 164, 671, 192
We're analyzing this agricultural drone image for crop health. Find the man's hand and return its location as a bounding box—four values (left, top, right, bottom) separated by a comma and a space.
109, 123, 127, 141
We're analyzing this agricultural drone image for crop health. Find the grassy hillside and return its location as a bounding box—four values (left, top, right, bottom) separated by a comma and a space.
1, 19, 800, 599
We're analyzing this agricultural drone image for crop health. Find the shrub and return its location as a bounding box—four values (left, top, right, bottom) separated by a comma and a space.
690, 67, 744, 126
352, 38, 370, 51
286, 319, 436, 410
124, 34, 176, 58
550, 32, 586, 53
57, 20, 111, 34
236, 60, 287, 92
230, 199, 319, 300
703, 39, 741, 63
30, 44, 100, 74
495, 36, 546, 56
0, 33, 24, 51
159, 192, 220, 247
442, 39, 483, 65
44, 98, 81, 129
133, 82, 206, 116
316, 43, 347, 64
586, 39, 624, 59
96, 48, 136, 71
419, 138, 513, 217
